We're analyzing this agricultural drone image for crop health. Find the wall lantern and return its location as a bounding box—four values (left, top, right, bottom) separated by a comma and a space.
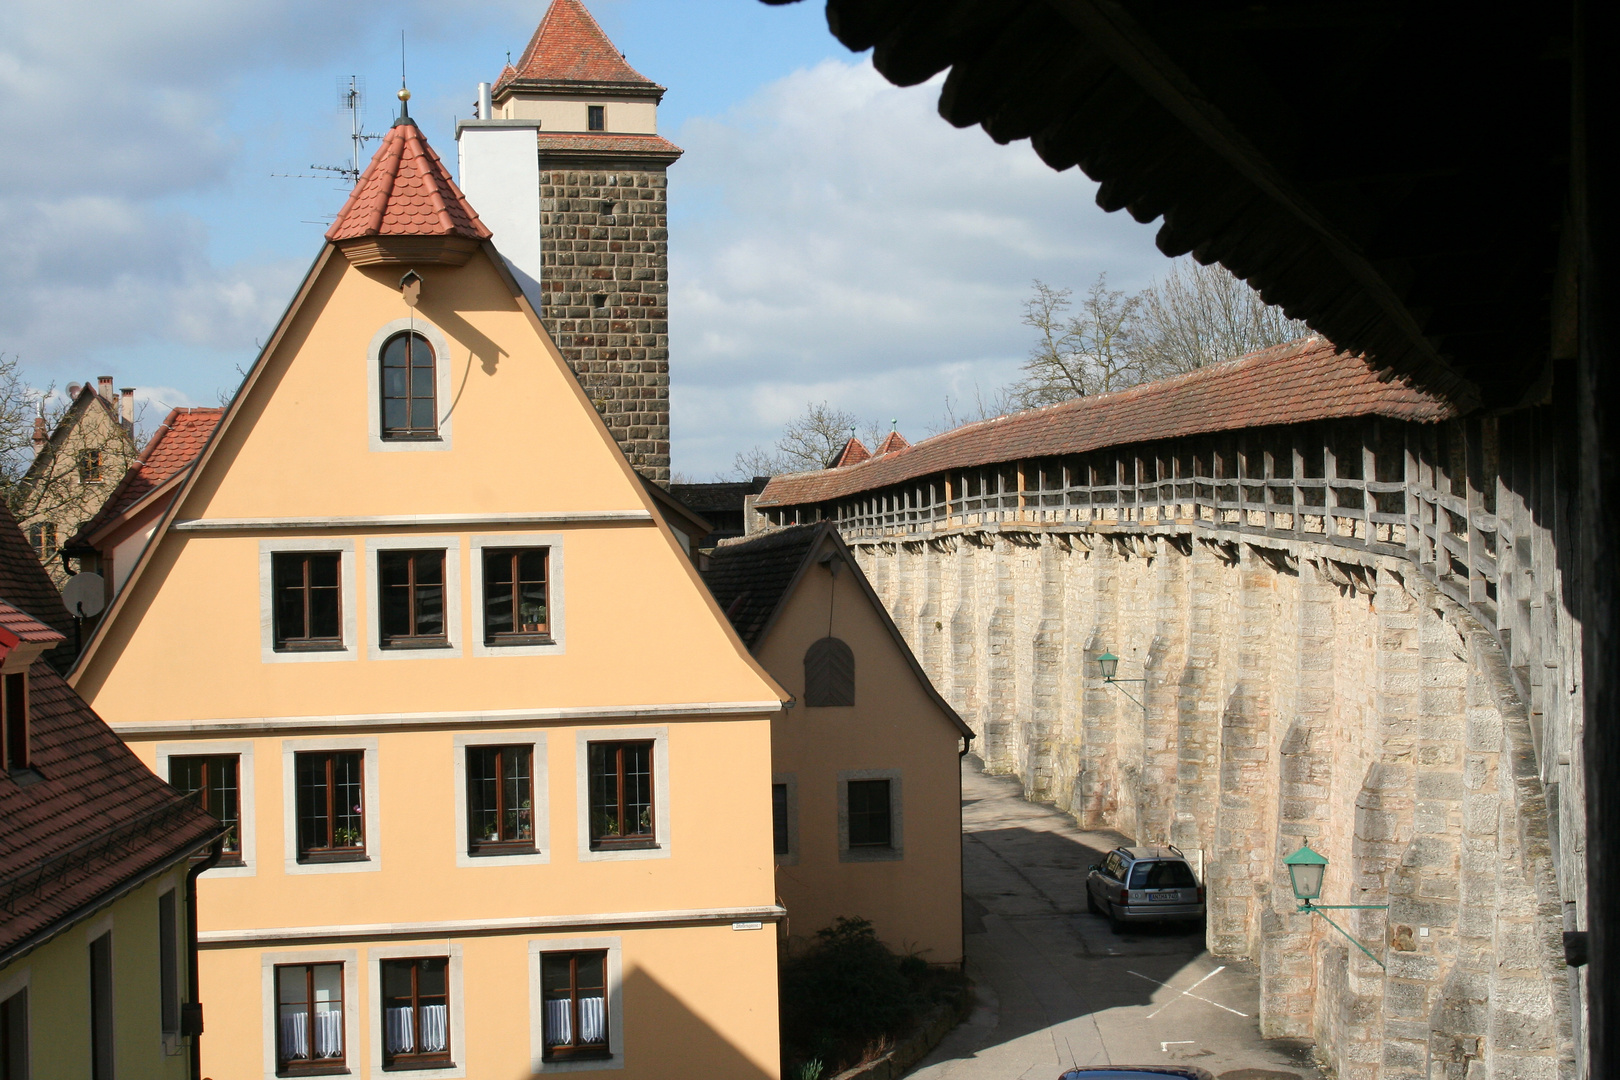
1095, 648, 1146, 717
1281, 840, 1387, 968
1282, 842, 1328, 902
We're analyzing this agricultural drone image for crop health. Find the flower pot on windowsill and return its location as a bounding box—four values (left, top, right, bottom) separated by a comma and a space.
521, 623, 543, 634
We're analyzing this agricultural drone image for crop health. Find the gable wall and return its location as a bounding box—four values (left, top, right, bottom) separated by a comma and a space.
758, 537, 964, 963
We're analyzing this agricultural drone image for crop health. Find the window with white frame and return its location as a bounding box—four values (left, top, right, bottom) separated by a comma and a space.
453, 733, 549, 868
367, 318, 453, 453
528, 938, 622, 1073
574, 728, 669, 863
368, 944, 466, 1080
157, 742, 257, 877
281, 739, 380, 875
469, 535, 566, 657
837, 769, 903, 863
258, 540, 357, 664
366, 538, 461, 659
771, 773, 798, 865
261, 951, 359, 1080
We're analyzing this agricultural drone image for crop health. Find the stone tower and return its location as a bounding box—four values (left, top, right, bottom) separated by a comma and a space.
457, 0, 680, 483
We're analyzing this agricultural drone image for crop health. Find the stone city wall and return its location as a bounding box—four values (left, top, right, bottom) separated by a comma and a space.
539, 168, 671, 482
848, 526, 1574, 1080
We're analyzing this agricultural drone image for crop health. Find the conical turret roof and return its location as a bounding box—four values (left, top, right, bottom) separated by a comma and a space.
327, 118, 490, 243
501, 0, 660, 88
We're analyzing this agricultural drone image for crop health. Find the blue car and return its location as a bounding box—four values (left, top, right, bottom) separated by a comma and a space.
1059, 1068, 1216, 1079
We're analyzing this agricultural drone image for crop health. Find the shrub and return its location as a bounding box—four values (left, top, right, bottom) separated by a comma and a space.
779, 917, 966, 1076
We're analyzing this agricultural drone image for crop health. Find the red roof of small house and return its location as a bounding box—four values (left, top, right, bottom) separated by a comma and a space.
500, 0, 660, 89
327, 119, 491, 243
0, 502, 73, 650
0, 600, 65, 647
68, 407, 223, 549
874, 431, 910, 456
0, 657, 222, 964
827, 438, 871, 469
759, 338, 1458, 508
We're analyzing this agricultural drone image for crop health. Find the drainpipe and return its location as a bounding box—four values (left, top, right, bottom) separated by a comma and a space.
185, 838, 225, 1080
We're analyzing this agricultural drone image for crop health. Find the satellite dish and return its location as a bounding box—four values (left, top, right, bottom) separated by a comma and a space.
62, 573, 106, 618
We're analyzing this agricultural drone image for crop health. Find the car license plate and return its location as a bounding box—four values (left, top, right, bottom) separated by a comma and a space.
1148, 891, 1180, 902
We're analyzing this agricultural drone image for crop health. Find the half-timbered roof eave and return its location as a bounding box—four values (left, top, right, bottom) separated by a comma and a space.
762, 0, 1574, 413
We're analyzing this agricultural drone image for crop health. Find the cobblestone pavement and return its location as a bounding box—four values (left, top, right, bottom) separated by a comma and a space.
907, 757, 1327, 1080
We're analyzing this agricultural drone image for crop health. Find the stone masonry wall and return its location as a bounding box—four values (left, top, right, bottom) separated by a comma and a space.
538, 167, 670, 483
850, 525, 1575, 1080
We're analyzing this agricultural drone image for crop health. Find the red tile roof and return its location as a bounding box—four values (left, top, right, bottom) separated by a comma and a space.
327, 119, 491, 242
0, 600, 65, 646
536, 132, 684, 159
759, 338, 1458, 508
0, 659, 221, 964
0, 502, 73, 666
874, 431, 910, 456
501, 0, 660, 89
828, 438, 871, 469
70, 407, 223, 547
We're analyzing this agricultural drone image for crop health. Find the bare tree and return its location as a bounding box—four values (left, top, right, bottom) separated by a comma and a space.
1007, 275, 1142, 409
729, 401, 883, 479
1129, 259, 1310, 379
1003, 260, 1309, 411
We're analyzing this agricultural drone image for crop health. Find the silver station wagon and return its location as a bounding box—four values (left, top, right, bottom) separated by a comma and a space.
1085, 845, 1205, 931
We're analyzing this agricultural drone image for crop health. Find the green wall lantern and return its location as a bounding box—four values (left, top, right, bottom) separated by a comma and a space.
1283, 842, 1328, 902
1281, 840, 1388, 968
1098, 651, 1120, 681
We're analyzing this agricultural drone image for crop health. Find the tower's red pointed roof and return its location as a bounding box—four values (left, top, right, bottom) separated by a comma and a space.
326, 118, 491, 243
828, 438, 872, 469
501, 0, 660, 88
874, 431, 910, 456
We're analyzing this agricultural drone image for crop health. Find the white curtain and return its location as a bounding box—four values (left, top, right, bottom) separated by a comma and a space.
314, 1009, 343, 1058
578, 996, 606, 1044
281, 1009, 343, 1060
545, 997, 607, 1047
387, 1005, 448, 1054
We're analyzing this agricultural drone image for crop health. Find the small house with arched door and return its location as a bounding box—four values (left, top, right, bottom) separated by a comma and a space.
702, 524, 971, 964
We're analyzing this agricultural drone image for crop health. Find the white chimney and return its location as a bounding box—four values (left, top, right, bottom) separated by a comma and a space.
120, 388, 135, 426
97, 375, 113, 400
478, 82, 493, 120
456, 114, 543, 311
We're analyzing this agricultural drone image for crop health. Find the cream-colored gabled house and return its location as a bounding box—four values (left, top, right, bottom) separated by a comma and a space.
69, 102, 787, 1080
702, 525, 971, 966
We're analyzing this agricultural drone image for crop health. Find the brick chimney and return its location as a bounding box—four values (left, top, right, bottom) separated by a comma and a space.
31, 416, 47, 454
97, 376, 113, 401
120, 388, 135, 427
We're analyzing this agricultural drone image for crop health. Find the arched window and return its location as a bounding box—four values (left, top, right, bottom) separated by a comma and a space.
803, 637, 855, 707
380, 331, 438, 440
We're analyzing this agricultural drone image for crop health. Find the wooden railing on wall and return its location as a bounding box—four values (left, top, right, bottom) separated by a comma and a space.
761, 409, 1580, 770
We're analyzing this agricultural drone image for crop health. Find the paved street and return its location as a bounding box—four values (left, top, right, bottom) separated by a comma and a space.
908, 758, 1326, 1080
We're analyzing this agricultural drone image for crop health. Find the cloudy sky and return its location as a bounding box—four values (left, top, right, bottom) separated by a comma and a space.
0, 0, 1169, 479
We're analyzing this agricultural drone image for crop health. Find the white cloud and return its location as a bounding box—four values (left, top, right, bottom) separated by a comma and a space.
667, 59, 1166, 478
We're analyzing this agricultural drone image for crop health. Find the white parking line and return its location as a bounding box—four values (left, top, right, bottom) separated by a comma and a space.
1161, 1041, 1195, 1052
1128, 966, 1249, 1018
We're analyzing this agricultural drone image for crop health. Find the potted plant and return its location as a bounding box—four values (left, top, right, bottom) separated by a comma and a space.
519, 602, 547, 634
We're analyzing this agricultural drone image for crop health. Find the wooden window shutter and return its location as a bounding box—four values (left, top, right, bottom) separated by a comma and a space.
803, 637, 855, 707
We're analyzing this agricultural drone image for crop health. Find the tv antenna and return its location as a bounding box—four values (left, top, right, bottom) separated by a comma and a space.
272, 74, 381, 188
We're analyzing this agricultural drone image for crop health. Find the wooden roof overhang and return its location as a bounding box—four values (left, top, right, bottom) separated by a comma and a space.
762, 0, 1574, 412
